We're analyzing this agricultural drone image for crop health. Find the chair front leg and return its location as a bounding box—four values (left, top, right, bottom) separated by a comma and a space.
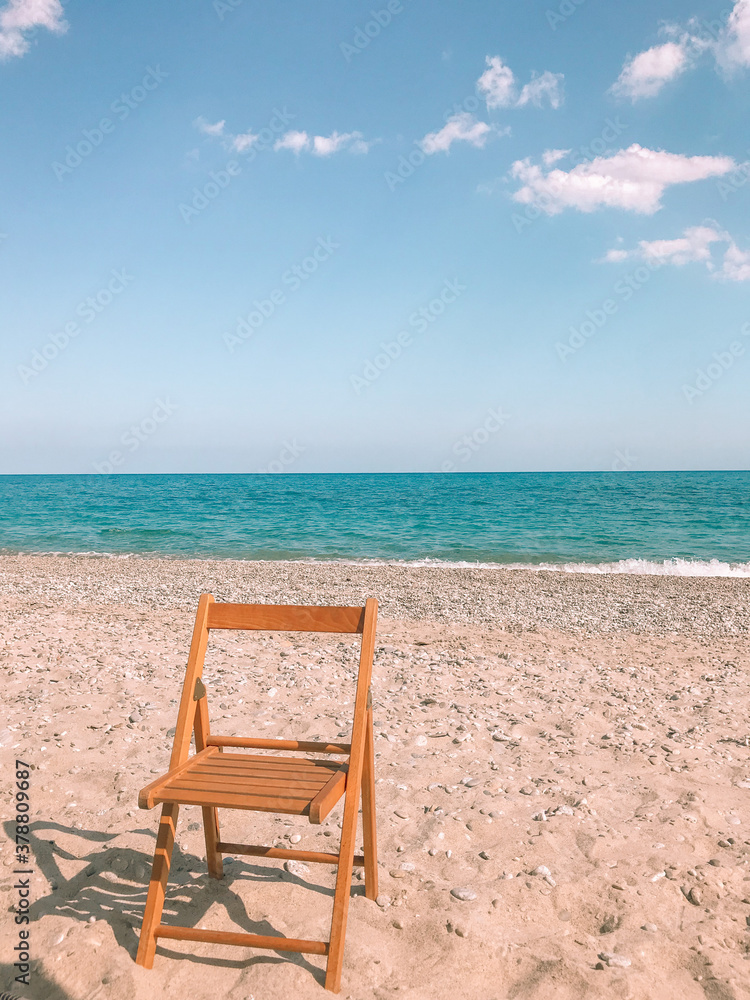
136, 803, 179, 968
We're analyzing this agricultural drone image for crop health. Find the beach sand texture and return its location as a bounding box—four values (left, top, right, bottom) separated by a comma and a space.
2, 553, 750, 1000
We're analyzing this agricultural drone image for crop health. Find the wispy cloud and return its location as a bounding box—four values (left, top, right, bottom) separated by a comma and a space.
477, 56, 564, 110
195, 118, 374, 158
195, 117, 227, 138
720, 0, 750, 68
611, 1, 750, 101
273, 129, 373, 156
0, 0, 67, 60
517, 70, 565, 109
194, 117, 260, 153
611, 41, 691, 100
510, 144, 735, 215
274, 130, 310, 154
604, 223, 750, 281
721, 240, 750, 280
419, 112, 493, 155
232, 130, 260, 153
311, 131, 372, 156
477, 56, 517, 109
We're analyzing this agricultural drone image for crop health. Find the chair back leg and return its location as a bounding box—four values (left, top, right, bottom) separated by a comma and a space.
203, 806, 224, 879
136, 803, 179, 968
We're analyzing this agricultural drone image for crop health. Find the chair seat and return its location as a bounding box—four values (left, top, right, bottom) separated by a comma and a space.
139, 746, 348, 823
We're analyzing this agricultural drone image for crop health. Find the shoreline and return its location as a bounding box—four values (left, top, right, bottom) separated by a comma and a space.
1, 552, 749, 636
2, 548, 750, 575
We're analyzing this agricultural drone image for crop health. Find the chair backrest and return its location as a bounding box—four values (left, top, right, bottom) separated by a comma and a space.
169, 594, 378, 771
207, 603, 366, 634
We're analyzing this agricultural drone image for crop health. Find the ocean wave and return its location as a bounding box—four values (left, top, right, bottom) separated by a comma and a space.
2, 551, 749, 576
519, 558, 750, 577
283, 556, 750, 575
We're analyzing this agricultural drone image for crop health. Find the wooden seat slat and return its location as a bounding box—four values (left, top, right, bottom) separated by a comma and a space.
179, 771, 332, 793
192, 765, 339, 781
153, 788, 314, 813
168, 780, 323, 802
189, 755, 338, 772
200, 751, 344, 770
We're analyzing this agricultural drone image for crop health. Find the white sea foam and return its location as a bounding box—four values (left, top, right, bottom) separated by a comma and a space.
4, 551, 750, 576
307, 556, 750, 576
517, 558, 750, 578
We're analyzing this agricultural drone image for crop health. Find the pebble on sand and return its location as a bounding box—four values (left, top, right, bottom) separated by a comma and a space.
451, 887, 477, 901
599, 952, 631, 968
283, 860, 310, 878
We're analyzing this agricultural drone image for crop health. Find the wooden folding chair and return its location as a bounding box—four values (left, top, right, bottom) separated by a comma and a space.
134, 594, 378, 993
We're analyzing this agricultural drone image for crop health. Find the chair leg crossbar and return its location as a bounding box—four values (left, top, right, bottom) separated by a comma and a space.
154, 924, 330, 956
134, 596, 380, 993
215, 842, 366, 867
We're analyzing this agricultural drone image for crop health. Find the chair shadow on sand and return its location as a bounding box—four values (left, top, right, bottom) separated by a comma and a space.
10, 819, 366, 988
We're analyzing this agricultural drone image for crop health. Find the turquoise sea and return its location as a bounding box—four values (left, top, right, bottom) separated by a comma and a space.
0, 472, 748, 574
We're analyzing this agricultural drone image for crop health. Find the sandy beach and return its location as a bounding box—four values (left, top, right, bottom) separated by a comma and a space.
3, 553, 750, 1000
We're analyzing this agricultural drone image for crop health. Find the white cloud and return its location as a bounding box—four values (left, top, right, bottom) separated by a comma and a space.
477, 55, 564, 110
0, 0, 66, 60
511, 144, 736, 215
420, 112, 492, 155
721, 0, 750, 68
604, 223, 750, 281
611, 2, 750, 99
607, 225, 725, 264
611, 41, 689, 100
477, 56, 517, 109
543, 148, 570, 166
274, 130, 311, 154
517, 70, 564, 109
231, 131, 259, 153
721, 240, 750, 280
311, 131, 371, 156
195, 119, 372, 158
603, 248, 630, 263
194, 118, 226, 137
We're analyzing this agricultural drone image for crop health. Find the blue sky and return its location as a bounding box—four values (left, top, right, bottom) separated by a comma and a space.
1, 0, 749, 474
